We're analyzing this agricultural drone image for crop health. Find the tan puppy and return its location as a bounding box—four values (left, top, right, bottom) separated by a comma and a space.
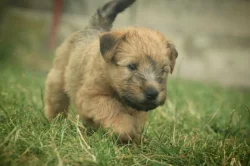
44, 0, 178, 142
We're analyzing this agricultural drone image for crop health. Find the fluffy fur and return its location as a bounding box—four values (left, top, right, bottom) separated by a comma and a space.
44, 0, 178, 142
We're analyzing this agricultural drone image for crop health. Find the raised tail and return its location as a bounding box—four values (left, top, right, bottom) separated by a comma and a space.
86, 0, 136, 31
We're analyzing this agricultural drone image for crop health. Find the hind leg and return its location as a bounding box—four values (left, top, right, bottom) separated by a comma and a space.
44, 68, 69, 121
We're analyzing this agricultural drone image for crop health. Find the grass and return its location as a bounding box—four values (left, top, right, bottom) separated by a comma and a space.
0, 64, 250, 166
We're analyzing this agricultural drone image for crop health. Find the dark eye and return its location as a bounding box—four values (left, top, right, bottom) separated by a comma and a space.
158, 77, 164, 84
127, 64, 137, 71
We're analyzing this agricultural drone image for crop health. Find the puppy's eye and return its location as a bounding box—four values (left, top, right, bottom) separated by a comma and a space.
158, 77, 164, 84
127, 64, 137, 71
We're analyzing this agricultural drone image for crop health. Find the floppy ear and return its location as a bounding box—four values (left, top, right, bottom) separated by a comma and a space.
99, 31, 125, 62
167, 43, 178, 74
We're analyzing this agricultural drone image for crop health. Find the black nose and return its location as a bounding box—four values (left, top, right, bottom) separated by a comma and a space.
144, 87, 159, 100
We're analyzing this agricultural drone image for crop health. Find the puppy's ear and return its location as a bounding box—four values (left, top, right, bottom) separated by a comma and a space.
99, 31, 125, 62
167, 43, 178, 74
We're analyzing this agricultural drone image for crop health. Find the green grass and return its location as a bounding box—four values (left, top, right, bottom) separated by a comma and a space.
0, 65, 250, 166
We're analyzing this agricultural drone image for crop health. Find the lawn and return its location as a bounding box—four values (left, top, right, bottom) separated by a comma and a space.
0, 64, 250, 166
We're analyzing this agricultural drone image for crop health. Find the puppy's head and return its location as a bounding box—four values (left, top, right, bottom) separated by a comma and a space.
99, 28, 178, 111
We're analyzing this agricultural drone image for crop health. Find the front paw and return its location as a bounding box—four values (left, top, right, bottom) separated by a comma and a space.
111, 114, 141, 143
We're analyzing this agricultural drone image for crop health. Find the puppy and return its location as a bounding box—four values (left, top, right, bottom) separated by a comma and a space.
44, 0, 178, 142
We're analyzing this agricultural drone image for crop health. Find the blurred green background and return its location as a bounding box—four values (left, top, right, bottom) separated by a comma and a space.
1, 0, 250, 87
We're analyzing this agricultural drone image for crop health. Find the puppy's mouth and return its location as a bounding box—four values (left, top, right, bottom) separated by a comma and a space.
123, 97, 157, 112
